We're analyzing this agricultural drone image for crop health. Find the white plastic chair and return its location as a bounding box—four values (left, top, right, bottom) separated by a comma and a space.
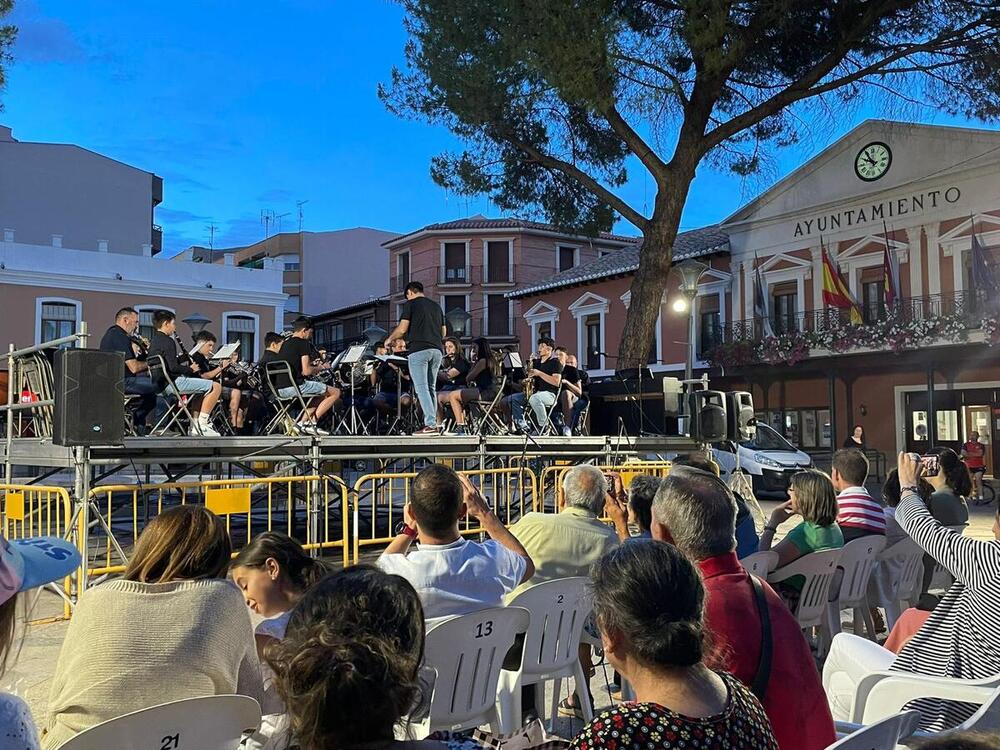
497, 577, 593, 730
827, 709, 921, 749
55, 695, 261, 750
767, 548, 844, 631
867, 536, 925, 630
824, 536, 886, 644
417, 606, 530, 736
740, 551, 778, 577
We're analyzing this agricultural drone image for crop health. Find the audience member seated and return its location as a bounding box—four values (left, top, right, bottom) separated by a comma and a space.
919, 447, 972, 596
913, 731, 1000, 749
99, 306, 163, 434
651, 467, 835, 750
671, 453, 760, 558
507, 464, 625, 718
444, 338, 497, 436
823, 453, 1000, 732
377, 464, 533, 623
41, 506, 264, 749
868, 469, 933, 633
831, 448, 886, 542
626, 475, 661, 538
758, 468, 844, 598
147, 309, 223, 436
570, 540, 778, 750
231, 531, 333, 657
0, 534, 81, 749
265, 566, 453, 750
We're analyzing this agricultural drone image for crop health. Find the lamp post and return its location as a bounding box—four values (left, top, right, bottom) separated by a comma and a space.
675, 259, 709, 381
445, 308, 472, 339
181, 313, 211, 341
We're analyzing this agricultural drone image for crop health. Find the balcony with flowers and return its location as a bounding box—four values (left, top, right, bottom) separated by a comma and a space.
705, 291, 1000, 369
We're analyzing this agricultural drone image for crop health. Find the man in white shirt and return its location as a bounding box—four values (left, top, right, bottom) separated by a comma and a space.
377, 464, 534, 622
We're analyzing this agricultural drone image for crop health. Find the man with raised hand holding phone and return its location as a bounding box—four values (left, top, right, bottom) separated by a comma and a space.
377, 464, 534, 625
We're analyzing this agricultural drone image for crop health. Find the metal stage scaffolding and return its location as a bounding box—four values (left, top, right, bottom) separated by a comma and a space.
1, 433, 700, 602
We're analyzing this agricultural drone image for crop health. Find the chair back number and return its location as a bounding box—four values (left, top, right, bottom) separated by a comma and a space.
161, 735, 180, 750
474, 621, 494, 638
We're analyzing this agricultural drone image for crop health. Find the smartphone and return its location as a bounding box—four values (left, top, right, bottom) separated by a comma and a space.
603, 472, 615, 492
920, 454, 939, 475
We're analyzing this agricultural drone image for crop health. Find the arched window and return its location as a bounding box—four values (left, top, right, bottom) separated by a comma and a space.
223, 312, 259, 360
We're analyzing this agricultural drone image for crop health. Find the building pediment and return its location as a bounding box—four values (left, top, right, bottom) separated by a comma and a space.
725, 120, 1000, 229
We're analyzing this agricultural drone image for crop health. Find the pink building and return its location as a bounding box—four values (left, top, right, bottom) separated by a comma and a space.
382, 216, 637, 342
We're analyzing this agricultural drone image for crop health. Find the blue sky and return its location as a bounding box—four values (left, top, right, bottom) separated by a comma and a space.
2, 0, 988, 255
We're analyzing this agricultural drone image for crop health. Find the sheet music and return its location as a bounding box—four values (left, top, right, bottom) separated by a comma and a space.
506, 352, 523, 369
341, 344, 368, 365
188, 341, 206, 356
210, 342, 240, 360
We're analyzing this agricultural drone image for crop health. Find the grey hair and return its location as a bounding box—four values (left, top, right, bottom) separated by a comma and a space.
562, 464, 606, 515
652, 467, 737, 560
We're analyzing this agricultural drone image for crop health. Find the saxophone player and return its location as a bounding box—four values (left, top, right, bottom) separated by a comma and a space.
500, 336, 563, 435
99, 306, 165, 435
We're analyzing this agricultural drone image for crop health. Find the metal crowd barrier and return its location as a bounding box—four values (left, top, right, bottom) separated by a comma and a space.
1, 484, 81, 620
351, 467, 537, 564
86, 475, 351, 576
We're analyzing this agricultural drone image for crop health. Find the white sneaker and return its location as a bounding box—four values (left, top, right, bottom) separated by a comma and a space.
562, 425, 572, 438
188, 423, 202, 437
199, 422, 221, 437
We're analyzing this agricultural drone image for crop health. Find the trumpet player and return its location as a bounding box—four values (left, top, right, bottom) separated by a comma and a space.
500, 336, 563, 435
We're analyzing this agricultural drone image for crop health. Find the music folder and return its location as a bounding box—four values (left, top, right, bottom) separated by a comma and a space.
210, 342, 240, 361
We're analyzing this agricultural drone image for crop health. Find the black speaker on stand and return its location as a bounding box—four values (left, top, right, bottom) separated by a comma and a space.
53, 349, 125, 446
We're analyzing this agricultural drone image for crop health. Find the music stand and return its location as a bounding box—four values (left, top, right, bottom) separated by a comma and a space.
376, 354, 410, 434
615, 365, 654, 436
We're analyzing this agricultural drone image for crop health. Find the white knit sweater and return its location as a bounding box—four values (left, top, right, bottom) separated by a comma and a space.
41, 578, 264, 749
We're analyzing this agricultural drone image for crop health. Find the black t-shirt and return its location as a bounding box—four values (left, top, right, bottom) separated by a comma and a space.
468, 359, 495, 394
533, 356, 564, 394
258, 350, 279, 366
562, 364, 590, 396
275, 337, 313, 388
376, 360, 410, 394
439, 356, 470, 391
401, 297, 444, 353
99, 325, 139, 377
191, 350, 213, 375
147, 330, 194, 387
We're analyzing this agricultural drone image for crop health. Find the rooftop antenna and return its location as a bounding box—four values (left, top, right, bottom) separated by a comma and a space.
205, 222, 217, 263
261, 209, 277, 240
276, 211, 291, 236
296, 199, 309, 233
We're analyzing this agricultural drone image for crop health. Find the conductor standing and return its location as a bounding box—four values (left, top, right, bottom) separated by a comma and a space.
386, 281, 446, 434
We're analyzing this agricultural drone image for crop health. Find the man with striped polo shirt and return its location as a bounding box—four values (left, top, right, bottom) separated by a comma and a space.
831, 448, 886, 542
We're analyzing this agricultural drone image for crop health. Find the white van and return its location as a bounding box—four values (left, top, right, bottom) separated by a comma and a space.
712, 423, 813, 499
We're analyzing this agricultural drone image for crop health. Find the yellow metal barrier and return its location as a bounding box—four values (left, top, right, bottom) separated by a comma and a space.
1, 484, 80, 620
351, 467, 538, 564
86, 475, 351, 577
538, 461, 675, 511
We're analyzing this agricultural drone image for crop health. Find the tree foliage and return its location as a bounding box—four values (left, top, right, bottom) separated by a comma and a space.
0, 0, 16, 113
382, 0, 1000, 365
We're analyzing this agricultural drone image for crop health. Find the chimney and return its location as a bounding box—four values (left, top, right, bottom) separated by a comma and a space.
2, 229, 12, 243
0, 126, 14, 143
224, 253, 235, 266
51, 234, 63, 248
97, 239, 109, 253
141, 243, 152, 257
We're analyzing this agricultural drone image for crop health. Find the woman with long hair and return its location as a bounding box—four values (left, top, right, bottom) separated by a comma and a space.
758, 468, 844, 570
918, 447, 971, 596
569, 541, 777, 749
435, 337, 469, 423
445, 338, 497, 436
266, 565, 453, 749
42, 505, 263, 748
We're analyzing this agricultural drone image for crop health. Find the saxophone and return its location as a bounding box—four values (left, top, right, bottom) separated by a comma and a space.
523, 353, 536, 398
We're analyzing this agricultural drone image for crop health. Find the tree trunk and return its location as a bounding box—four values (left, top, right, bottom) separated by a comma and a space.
618, 181, 691, 369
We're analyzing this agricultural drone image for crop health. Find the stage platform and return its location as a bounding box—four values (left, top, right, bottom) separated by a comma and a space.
2, 433, 699, 470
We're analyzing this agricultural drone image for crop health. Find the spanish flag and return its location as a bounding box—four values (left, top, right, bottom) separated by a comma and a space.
821, 246, 863, 325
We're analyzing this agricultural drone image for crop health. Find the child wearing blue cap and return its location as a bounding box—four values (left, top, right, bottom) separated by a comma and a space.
0, 533, 81, 750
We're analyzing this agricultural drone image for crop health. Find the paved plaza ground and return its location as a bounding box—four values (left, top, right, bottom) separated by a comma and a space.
4, 496, 996, 739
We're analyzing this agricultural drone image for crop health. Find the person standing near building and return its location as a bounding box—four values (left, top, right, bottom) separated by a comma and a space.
961, 431, 987, 502
385, 282, 445, 435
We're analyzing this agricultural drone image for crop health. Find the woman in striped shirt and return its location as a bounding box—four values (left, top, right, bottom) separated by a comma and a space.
824, 452, 1000, 731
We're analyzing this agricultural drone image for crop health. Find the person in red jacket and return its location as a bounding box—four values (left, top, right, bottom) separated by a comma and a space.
650, 466, 836, 750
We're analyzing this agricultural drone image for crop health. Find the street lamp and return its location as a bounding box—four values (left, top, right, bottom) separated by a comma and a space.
181, 313, 211, 341
675, 259, 709, 380
446, 308, 472, 338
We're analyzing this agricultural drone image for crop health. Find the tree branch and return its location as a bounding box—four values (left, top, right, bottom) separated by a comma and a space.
601, 102, 670, 182
495, 125, 649, 229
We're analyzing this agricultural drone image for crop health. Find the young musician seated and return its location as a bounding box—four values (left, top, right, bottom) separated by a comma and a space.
257, 332, 283, 367
435, 336, 470, 423
191, 331, 243, 431
272, 317, 340, 436
372, 339, 413, 421
555, 349, 590, 437
99, 306, 164, 434
445, 337, 498, 436
500, 336, 563, 435
146, 310, 223, 437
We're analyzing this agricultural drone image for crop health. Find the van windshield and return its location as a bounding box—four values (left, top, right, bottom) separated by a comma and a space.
742, 424, 797, 452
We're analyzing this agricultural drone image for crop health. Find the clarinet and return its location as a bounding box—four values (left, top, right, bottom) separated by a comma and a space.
173, 333, 195, 370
